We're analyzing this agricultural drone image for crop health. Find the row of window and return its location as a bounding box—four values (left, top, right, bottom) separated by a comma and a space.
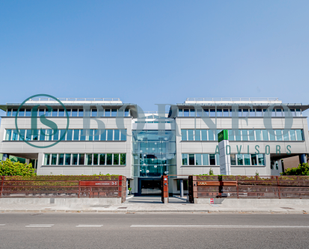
5, 129, 127, 142
182, 153, 220, 166
44, 153, 126, 166
7, 108, 130, 117
178, 108, 303, 117
181, 153, 265, 166
181, 129, 304, 142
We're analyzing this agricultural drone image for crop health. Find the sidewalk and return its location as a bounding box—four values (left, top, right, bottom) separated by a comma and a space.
0, 196, 308, 214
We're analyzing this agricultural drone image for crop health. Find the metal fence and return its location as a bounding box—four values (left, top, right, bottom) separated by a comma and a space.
0, 176, 127, 202
189, 175, 309, 202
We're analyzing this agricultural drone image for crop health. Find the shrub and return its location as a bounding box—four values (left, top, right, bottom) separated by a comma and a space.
281, 163, 309, 176
0, 159, 36, 176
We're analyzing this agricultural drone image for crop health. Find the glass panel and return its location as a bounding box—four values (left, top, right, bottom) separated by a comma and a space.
120, 154, 126, 165
296, 109, 301, 117
188, 130, 194, 141
195, 130, 201, 141
66, 130, 72, 141
113, 154, 119, 165
178, 109, 183, 117
275, 130, 283, 141
251, 154, 257, 165
26, 130, 32, 141
209, 154, 216, 165
44, 154, 50, 165
256, 109, 262, 117
249, 130, 255, 141
228, 130, 234, 141
255, 130, 262, 141
12, 109, 17, 117
125, 109, 129, 117
53, 129, 59, 141
182, 154, 188, 165
244, 154, 250, 165
243, 109, 248, 117
114, 130, 120, 141
91, 109, 97, 117
59, 154, 64, 165
78, 109, 83, 117
262, 130, 269, 141
189, 154, 195, 165
208, 130, 214, 141
195, 154, 202, 165
94, 130, 100, 141
269, 130, 275, 141
112, 109, 117, 117
189, 109, 195, 117
80, 130, 86, 141
105, 109, 110, 116
237, 154, 243, 165
58, 109, 64, 117
52, 109, 58, 117
39, 129, 45, 141
7, 109, 11, 116
216, 154, 220, 165
106, 154, 112, 165
72, 154, 78, 165
19, 129, 25, 141
99, 154, 105, 165
202, 154, 209, 165
19, 109, 25, 117
38, 109, 44, 117
120, 129, 126, 141
242, 130, 248, 141
276, 109, 283, 117
65, 154, 71, 165
181, 130, 187, 141
231, 154, 236, 165
73, 129, 79, 141
210, 109, 215, 117
203, 109, 209, 116
86, 154, 92, 165
12, 130, 19, 141
283, 130, 289, 141
217, 109, 222, 117
51, 154, 57, 165
201, 130, 207, 141
289, 130, 296, 141
290, 109, 296, 117
100, 130, 107, 141
258, 154, 265, 165
88, 129, 94, 141
238, 109, 242, 117
296, 130, 303, 141
79, 154, 84, 165
250, 109, 255, 117
93, 154, 99, 165
223, 109, 229, 117
72, 109, 77, 117
235, 130, 241, 141
107, 130, 113, 141
59, 129, 66, 141
26, 109, 31, 117
184, 109, 189, 117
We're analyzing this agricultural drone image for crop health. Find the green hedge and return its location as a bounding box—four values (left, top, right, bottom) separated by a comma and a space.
0, 159, 36, 176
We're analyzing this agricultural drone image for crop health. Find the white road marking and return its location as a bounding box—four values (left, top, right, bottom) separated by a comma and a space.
130, 225, 309, 229
76, 225, 103, 228
26, 224, 54, 228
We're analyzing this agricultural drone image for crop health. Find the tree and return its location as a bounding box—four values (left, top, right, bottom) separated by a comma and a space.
282, 163, 309, 176
0, 159, 36, 176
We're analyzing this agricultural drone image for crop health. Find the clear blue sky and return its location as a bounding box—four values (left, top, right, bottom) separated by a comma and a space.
0, 0, 308, 113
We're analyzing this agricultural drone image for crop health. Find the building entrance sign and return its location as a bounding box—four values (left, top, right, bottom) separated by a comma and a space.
218, 130, 231, 175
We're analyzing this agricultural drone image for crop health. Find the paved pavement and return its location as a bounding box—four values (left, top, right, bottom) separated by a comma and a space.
0, 213, 309, 249
0, 195, 308, 214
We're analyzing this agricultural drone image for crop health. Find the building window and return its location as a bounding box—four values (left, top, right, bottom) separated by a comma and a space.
99, 154, 105, 165
106, 154, 112, 165
182, 154, 188, 165
120, 154, 126, 165
189, 154, 195, 165
209, 154, 216, 165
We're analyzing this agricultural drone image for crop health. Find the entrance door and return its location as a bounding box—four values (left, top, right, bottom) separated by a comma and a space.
140, 179, 161, 195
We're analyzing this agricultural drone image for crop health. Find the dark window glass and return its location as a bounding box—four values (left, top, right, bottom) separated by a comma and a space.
72, 109, 77, 117
51, 154, 57, 165
52, 109, 58, 117
189, 154, 195, 165
79, 154, 84, 165
231, 154, 236, 165
39, 129, 45, 141
59, 154, 64, 165
26, 109, 31, 117
112, 109, 117, 117
19, 109, 25, 117
223, 109, 229, 117
182, 154, 188, 165
120, 154, 126, 165
92, 109, 97, 117
181, 130, 187, 141
120, 129, 126, 141
100, 130, 107, 141
217, 109, 222, 117
210, 154, 216, 165
107, 154, 112, 165
251, 154, 257, 165
105, 109, 110, 116
7, 110, 11, 116
99, 154, 105, 165
65, 154, 71, 165
113, 154, 119, 165
78, 109, 83, 117
44, 154, 50, 165
244, 154, 250, 165
93, 154, 99, 165
73, 129, 79, 140
86, 154, 92, 165
72, 154, 78, 165
58, 109, 64, 117
201, 130, 207, 141
66, 130, 72, 141
210, 109, 215, 117
114, 130, 119, 140
107, 130, 113, 141
60, 129, 66, 141
237, 154, 243, 165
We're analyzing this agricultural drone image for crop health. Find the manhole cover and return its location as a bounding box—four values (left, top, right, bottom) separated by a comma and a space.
280, 207, 294, 210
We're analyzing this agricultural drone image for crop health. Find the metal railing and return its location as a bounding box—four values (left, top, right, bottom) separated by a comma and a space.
185, 97, 280, 102
26, 97, 122, 102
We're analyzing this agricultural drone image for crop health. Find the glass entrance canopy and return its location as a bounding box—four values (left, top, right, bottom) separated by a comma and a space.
132, 130, 176, 177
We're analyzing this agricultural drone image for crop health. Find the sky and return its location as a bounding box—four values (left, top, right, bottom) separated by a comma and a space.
0, 0, 309, 115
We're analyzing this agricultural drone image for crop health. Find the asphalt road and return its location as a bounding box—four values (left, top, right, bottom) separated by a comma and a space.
0, 213, 309, 249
